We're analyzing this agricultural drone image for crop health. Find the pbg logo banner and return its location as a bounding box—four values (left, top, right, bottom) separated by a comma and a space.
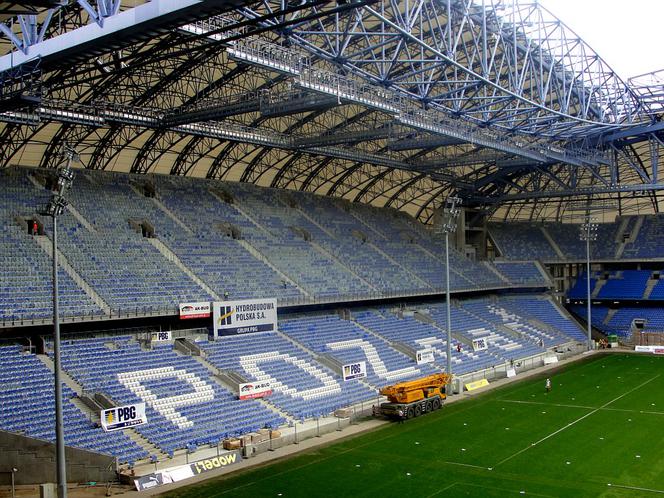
471, 338, 488, 352
101, 403, 147, 432
212, 298, 277, 338
342, 361, 366, 381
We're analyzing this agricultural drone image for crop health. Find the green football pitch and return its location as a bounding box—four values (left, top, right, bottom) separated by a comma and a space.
163, 354, 664, 497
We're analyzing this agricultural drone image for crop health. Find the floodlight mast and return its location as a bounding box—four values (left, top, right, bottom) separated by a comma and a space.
579, 217, 598, 351
441, 196, 461, 385
42, 145, 76, 498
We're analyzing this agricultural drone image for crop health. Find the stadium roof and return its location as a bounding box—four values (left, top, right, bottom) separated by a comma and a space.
0, 0, 662, 223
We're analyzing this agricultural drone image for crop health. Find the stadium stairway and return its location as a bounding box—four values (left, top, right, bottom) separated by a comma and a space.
37, 353, 168, 463
366, 240, 433, 290
147, 238, 221, 301
309, 240, 378, 292
33, 235, 111, 315
236, 239, 311, 299
539, 226, 565, 259
643, 276, 658, 299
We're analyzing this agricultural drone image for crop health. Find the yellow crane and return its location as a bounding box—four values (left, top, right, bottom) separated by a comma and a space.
378, 373, 452, 419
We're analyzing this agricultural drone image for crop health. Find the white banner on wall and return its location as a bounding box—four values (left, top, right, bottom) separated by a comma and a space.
212, 298, 278, 338
416, 349, 435, 365
342, 361, 366, 381
101, 403, 147, 432
179, 302, 211, 319
635, 345, 664, 354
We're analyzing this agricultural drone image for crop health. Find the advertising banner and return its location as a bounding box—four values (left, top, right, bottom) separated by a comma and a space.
212, 298, 277, 338
506, 368, 517, 378
189, 451, 242, 475
464, 379, 489, 392
151, 331, 172, 342
179, 302, 211, 319
471, 338, 488, 352
415, 349, 435, 365
101, 403, 147, 432
635, 345, 664, 354
342, 361, 366, 381
238, 381, 272, 400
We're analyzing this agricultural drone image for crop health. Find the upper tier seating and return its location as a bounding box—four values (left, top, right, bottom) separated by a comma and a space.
488, 223, 559, 261
493, 262, 548, 286
57, 336, 284, 456
198, 332, 376, 420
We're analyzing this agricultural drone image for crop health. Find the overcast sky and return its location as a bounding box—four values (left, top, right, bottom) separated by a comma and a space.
538, 0, 663, 80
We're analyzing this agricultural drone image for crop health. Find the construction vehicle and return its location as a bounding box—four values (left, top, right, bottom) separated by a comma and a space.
377, 373, 451, 420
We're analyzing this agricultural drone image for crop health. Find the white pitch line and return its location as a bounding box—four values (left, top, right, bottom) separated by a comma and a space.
495, 374, 660, 467
499, 399, 664, 416
608, 483, 664, 494
442, 461, 487, 470
425, 482, 458, 497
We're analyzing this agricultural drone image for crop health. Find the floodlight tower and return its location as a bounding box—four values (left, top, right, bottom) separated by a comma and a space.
42, 145, 76, 498
441, 196, 461, 381
579, 217, 598, 350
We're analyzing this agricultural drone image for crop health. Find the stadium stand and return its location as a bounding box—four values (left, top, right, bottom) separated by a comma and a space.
279, 314, 439, 387
493, 261, 549, 286
0, 345, 148, 465
198, 331, 376, 420
57, 336, 284, 458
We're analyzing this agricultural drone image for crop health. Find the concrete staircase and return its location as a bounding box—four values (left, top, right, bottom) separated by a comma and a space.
483, 261, 511, 283
237, 239, 311, 299
209, 189, 273, 238
616, 215, 644, 258
367, 241, 433, 290
643, 276, 658, 299
148, 238, 220, 300
33, 235, 111, 315
603, 308, 618, 326
591, 277, 605, 298
309, 240, 378, 292
540, 226, 565, 259
150, 194, 194, 235
37, 354, 168, 461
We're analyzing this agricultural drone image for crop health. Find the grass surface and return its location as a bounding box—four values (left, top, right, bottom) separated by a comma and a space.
163, 354, 664, 497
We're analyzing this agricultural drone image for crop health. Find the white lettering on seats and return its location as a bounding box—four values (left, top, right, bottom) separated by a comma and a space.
239, 351, 341, 400
117, 367, 214, 429
326, 338, 419, 381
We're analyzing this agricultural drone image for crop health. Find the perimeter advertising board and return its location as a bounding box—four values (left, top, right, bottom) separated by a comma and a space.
212, 298, 277, 338
101, 403, 147, 432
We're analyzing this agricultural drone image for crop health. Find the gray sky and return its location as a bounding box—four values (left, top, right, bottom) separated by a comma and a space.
538, 0, 663, 80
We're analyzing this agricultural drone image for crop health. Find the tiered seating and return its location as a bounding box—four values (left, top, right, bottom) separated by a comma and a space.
0, 173, 101, 321
499, 296, 587, 343
493, 262, 548, 286
58, 336, 284, 456
567, 271, 598, 299
280, 315, 437, 387
468, 301, 565, 348
153, 178, 303, 300
623, 215, 664, 259
0, 346, 147, 464
58, 175, 212, 311
353, 310, 497, 374
198, 332, 376, 419
488, 223, 559, 261
224, 184, 370, 298
429, 305, 544, 361
543, 223, 586, 260
597, 271, 651, 299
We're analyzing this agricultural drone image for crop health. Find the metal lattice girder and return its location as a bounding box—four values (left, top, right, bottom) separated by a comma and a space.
267, 0, 646, 134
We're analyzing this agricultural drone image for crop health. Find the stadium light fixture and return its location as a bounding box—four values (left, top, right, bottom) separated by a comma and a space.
440, 196, 462, 386
579, 217, 598, 350
40, 144, 77, 498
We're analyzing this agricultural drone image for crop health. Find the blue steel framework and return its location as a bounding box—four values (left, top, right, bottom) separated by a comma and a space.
0, 0, 661, 222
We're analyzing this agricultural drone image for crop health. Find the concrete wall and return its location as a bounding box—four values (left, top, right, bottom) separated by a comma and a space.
0, 430, 117, 485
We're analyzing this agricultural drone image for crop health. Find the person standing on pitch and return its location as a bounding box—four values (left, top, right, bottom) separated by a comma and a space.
545, 378, 551, 393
